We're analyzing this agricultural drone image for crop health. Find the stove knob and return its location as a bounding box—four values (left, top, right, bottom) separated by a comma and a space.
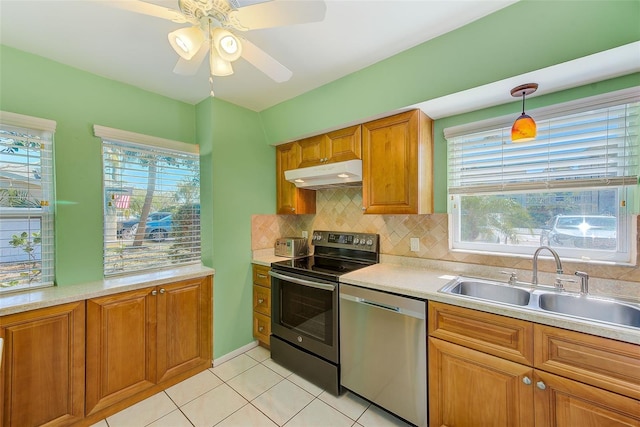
360, 240, 366, 246
366, 239, 373, 246
353, 238, 360, 245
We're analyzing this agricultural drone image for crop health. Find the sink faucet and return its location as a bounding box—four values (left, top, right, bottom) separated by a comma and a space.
532, 246, 563, 286
575, 271, 589, 295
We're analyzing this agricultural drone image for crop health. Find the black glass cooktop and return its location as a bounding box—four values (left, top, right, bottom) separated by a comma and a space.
271, 255, 373, 280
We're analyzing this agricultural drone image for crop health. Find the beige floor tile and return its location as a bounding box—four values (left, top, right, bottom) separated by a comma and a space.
106, 392, 177, 427
246, 345, 271, 362
89, 420, 108, 427
146, 409, 193, 427
357, 404, 413, 427
318, 390, 370, 421
180, 383, 247, 427
262, 358, 293, 378
287, 372, 324, 396
252, 379, 315, 425
227, 364, 284, 401
216, 403, 279, 427
212, 354, 259, 381
165, 369, 223, 406
286, 399, 355, 427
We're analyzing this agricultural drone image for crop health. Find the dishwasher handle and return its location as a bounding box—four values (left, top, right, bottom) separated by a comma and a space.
340, 293, 425, 319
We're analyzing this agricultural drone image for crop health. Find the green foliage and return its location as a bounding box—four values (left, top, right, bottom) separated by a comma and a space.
0, 189, 40, 208
461, 196, 534, 244
6, 231, 42, 285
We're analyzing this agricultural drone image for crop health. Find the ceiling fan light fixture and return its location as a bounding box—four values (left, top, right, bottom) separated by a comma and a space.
210, 49, 234, 76
212, 28, 242, 62
510, 83, 538, 143
168, 26, 205, 60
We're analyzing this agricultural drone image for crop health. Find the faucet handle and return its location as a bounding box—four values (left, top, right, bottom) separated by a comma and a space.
554, 277, 576, 291
499, 271, 518, 286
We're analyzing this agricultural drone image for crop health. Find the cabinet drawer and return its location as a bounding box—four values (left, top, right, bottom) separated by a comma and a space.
534, 324, 640, 400
253, 285, 271, 316
428, 301, 534, 365
253, 312, 271, 348
253, 264, 271, 288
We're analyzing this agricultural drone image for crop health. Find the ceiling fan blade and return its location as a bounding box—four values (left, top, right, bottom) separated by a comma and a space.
174, 43, 210, 75
240, 38, 292, 82
232, 1, 326, 30
109, 0, 189, 23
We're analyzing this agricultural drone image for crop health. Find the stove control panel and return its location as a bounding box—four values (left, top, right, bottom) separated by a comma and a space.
311, 230, 379, 253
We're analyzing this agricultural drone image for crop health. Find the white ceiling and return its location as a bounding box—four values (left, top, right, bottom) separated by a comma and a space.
1, 0, 638, 116
1, 0, 520, 111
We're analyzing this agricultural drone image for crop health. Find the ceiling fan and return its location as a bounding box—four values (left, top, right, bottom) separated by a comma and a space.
111, 0, 326, 94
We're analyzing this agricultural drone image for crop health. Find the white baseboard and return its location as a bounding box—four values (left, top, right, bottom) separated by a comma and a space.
213, 340, 259, 367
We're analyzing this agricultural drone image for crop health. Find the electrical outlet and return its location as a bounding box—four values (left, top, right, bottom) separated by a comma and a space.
301, 231, 308, 238
410, 238, 420, 252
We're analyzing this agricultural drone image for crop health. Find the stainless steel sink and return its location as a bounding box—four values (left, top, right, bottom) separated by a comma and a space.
442, 279, 531, 306
538, 293, 640, 328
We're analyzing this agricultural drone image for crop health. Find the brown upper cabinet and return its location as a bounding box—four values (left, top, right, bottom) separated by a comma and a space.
298, 125, 362, 168
362, 110, 434, 214
276, 142, 316, 214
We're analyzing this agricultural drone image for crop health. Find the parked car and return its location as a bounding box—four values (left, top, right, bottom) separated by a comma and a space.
540, 215, 616, 249
117, 211, 172, 240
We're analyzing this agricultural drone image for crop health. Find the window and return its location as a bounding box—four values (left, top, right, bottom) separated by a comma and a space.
0, 111, 56, 292
94, 126, 201, 276
446, 88, 639, 264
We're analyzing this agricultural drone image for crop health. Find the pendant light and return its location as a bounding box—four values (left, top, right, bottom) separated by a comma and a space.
510, 83, 538, 142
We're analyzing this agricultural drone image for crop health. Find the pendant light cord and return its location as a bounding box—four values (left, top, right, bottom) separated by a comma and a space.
521, 91, 526, 115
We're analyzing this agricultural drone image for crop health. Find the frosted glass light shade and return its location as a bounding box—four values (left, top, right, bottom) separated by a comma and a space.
511, 113, 537, 142
168, 26, 205, 60
212, 28, 242, 62
210, 50, 234, 76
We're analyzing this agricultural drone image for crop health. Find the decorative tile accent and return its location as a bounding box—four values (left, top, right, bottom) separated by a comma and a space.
251, 188, 639, 287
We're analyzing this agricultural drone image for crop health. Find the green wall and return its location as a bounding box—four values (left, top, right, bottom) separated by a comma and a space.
0, 45, 197, 285
196, 97, 275, 358
259, 0, 640, 145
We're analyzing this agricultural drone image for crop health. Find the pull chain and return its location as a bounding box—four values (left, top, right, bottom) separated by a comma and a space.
208, 19, 215, 97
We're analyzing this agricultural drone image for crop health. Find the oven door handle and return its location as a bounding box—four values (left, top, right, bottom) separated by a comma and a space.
269, 271, 336, 292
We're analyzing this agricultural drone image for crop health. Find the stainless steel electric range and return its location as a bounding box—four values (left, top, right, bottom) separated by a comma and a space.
269, 230, 379, 395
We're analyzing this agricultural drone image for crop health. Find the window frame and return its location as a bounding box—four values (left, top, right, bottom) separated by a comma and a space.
445, 88, 639, 265
0, 111, 56, 293
94, 125, 201, 277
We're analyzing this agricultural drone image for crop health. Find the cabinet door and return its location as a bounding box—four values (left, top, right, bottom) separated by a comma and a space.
253, 312, 271, 348
276, 142, 316, 214
85, 287, 156, 416
534, 370, 640, 427
362, 110, 433, 214
156, 276, 213, 383
1, 302, 85, 427
326, 125, 361, 163
298, 134, 328, 168
429, 337, 535, 427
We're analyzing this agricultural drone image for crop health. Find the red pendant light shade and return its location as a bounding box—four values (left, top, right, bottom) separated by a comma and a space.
510, 83, 538, 142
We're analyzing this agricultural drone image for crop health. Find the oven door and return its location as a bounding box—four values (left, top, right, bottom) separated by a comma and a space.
270, 270, 339, 363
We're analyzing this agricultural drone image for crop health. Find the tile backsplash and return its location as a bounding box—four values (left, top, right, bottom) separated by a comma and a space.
251, 187, 640, 288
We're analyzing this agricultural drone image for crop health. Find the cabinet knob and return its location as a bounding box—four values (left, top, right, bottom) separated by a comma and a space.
258, 326, 264, 332
536, 381, 546, 390
522, 376, 532, 385
159, 288, 166, 294
258, 298, 264, 304
151, 290, 158, 296
362, 207, 366, 211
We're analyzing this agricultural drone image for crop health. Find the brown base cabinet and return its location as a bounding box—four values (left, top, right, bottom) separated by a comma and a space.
0, 274, 212, 427
1, 301, 85, 427
428, 301, 640, 427
252, 264, 271, 348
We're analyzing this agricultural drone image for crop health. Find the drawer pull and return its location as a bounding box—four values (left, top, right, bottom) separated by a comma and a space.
258, 326, 264, 332
258, 298, 264, 304
536, 381, 546, 390
159, 288, 165, 294
522, 376, 532, 385
257, 274, 267, 279
151, 290, 157, 296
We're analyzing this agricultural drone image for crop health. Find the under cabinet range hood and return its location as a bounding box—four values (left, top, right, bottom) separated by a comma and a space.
285, 159, 362, 189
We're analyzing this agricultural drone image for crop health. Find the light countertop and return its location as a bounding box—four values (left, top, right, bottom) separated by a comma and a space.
0, 264, 215, 316
254, 252, 639, 345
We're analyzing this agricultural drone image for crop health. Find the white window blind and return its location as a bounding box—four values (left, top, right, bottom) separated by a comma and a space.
448, 92, 639, 195
0, 111, 56, 292
95, 126, 201, 276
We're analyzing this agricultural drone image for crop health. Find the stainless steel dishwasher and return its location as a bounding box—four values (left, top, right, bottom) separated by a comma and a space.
339, 284, 427, 427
